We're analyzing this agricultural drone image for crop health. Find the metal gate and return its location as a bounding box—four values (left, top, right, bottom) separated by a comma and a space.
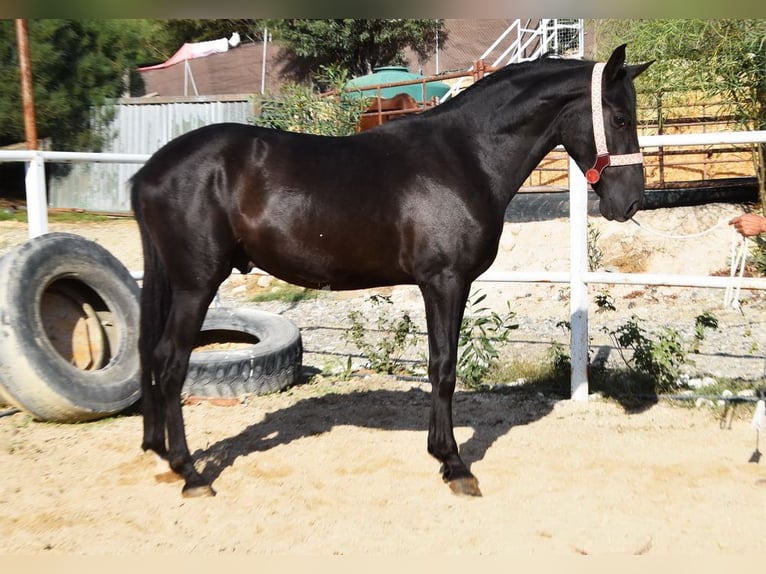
48, 96, 253, 213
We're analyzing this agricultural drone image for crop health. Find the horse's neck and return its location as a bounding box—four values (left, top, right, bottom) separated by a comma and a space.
442, 67, 588, 205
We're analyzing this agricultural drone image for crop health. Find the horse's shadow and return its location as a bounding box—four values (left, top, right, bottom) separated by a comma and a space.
191, 383, 556, 487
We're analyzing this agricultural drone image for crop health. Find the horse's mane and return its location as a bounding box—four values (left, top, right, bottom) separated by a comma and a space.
477, 53, 591, 87
421, 55, 592, 117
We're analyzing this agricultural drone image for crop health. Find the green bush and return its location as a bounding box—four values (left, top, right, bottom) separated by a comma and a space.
605, 311, 719, 394
457, 291, 518, 389
587, 221, 604, 270
345, 294, 419, 376
344, 289, 518, 386
553, 291, 720, 395
251, 65, 368, 136
750, 235, 766, 277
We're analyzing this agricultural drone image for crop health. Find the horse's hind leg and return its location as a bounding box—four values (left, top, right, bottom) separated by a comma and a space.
154, 288, 220, 497
419, 272, 482, 497
140, 368, 174, 482
140, 368, 167, 458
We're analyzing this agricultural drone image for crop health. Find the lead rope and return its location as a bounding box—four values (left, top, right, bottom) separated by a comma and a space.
629, 215, 730, 240
629, 216, 747, 310
724, 229, 748, 311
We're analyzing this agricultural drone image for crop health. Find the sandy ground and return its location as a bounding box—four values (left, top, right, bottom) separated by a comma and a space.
2, 376, 766, 556
2, 202, 766, 556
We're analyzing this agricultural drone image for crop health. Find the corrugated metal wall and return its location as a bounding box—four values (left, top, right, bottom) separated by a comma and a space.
49, 96, 253, 213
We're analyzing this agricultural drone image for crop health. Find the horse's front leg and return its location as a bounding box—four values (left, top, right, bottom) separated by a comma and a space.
420, 274, 482, 497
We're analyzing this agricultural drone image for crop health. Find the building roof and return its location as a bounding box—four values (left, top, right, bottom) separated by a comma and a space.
137, 41, 286, 98
136, 20, 590, 99
137, 20, 525, 98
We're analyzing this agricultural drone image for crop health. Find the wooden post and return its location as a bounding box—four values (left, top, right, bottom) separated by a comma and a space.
15, 19, 48, 237
15, 19, 37, 150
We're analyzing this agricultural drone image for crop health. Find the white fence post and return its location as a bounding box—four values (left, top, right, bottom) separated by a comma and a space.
24, 151, 48, 238
569, 157, 589, 401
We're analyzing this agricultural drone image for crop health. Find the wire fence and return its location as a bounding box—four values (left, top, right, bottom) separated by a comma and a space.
2, 130, 766, 401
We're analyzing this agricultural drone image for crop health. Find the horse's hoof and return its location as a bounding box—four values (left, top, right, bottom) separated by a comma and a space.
145, 452, 183, 483
153, 463, 182, 483
155, 469, 184, 484
182, 484, 216, 498
448, 476, 482, 497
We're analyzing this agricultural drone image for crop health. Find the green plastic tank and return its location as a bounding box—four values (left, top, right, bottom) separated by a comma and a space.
345, 66, 450, 102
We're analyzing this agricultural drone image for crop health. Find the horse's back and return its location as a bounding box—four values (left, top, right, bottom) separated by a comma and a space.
132, 123, 260, 188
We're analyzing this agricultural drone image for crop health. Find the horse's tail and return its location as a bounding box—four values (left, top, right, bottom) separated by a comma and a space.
130, 175, 171, 392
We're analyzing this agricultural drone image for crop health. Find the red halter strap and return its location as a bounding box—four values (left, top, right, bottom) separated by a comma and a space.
584, 62, 643, 185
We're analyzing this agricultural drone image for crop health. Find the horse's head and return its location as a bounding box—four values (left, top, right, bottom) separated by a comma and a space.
564, 45, 653, 222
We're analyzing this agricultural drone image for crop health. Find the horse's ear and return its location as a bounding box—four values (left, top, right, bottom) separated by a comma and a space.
603, 44, 627, 82
626, 60, 654, 80
604, 45, 652, 82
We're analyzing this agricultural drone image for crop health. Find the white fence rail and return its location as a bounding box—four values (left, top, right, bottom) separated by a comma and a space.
2, 130, 766, 400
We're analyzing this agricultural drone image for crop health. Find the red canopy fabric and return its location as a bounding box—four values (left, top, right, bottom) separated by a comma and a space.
139, 33, 240, 71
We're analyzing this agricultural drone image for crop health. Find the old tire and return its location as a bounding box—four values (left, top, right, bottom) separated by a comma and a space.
0, 232, 141, 422
185, 307, 303, 398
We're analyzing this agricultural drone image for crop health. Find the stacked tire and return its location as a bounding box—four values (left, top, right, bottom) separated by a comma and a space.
0, 232, 302, 423
0, 232, 142, 422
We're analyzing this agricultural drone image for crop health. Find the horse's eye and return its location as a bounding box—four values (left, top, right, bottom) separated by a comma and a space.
613, 115, 627, 128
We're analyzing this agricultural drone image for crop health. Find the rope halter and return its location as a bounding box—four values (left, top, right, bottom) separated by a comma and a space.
585, 62, 644, 185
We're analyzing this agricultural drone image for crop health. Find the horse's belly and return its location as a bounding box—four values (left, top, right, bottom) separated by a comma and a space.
254, 262, 413, 291
246, 240, 412, 291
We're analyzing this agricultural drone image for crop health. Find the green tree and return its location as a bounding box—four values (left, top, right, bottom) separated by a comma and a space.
593, 19, 766, 208
0, 19, 155, 151
148, 19, 446, 85
268, 19, 446, 85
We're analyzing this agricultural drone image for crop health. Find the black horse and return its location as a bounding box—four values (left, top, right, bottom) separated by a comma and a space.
131, 45, 651, 497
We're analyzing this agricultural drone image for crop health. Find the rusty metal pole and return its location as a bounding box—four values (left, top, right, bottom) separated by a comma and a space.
15, 19, 37, 150
15, 19, 47, 237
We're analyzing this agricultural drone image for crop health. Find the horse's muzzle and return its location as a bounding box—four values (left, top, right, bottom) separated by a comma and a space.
600, 197, 641, 222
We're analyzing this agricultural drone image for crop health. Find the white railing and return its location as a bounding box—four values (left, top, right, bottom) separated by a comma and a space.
439, 19, 584, 103
0, 150, 150, 237
2, 129, 766, 400
480, 130, 766, 400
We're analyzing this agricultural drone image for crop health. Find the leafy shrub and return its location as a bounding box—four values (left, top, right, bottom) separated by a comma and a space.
605, 312, 719, 393
251, 65, 368, 136
345, 294, 420, 375
691, 311, 719, 353
608, 317, 686, 392
587, 221, 604, 270
457, 291, 518, 388
344, 290, 518, 386
750, 235, 766, 277
546, 340, 571, 381
553, 291, 720, 395
593, 290, 616, 312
